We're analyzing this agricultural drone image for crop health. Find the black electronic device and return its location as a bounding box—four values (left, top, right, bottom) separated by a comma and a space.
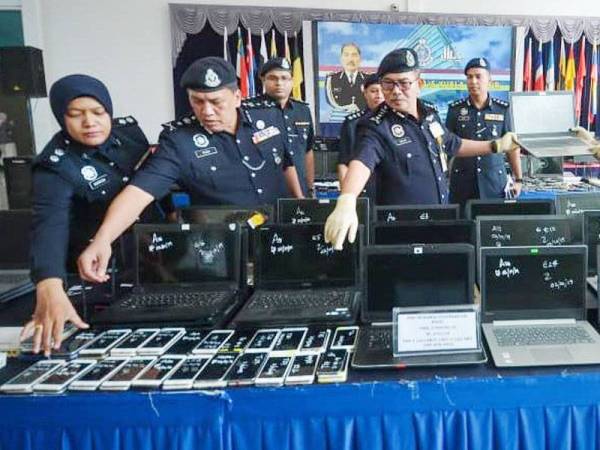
0, 46, 46, 97
224, 352, 269, 386
162, 355, 212, 390
555, 193, 600, 242
375, 204, 459, 222
372, 220, 475, 246
465, 199, 555, 220
193, 352, 239, 389
255, 355, 293, 386
285, 353, 320, 385
3, 157, 33, 210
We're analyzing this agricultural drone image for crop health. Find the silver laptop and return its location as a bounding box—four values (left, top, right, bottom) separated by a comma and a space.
481, 245, 600, 367
0, 210, 34, 302
510, 91, 593, 158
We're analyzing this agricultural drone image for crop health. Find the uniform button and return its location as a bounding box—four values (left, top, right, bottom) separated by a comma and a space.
407, 153, 412, 158
461, 124, 465, 128
290, 151, 294, 155
210, 166, 217, 171
257, 188, 263, 194
101, 190, 106, 195
236, 139, 241, 144
287, 127, 292, 131
284, 115, 289, 119
288, 138, 293, 143
109, 162, 115, 166
441, 194, 445, 199
251, 173, 256, 178
477, 134, 481, 138
477, 112, 481, 116
477, 123, 481, 126
477, 156, 481, 161
438, 176, 441, 181
243, 156, 249, 161
272, 148, 278, 152
122, 176, 129, 182
477, 168, 482, 173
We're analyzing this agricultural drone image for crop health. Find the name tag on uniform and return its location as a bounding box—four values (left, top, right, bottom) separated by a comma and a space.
429, 121, 445, 139
195, 147, 218, 159
484, 113, 504, 121
252, 126, 280, 144
89, 174, 109, 190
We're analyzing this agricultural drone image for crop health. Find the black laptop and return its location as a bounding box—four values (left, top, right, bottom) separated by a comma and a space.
352, 244, 486, 368
179, 205, 274, 226
372, 220, 475, 246
0, 210, 34, 302
555, 192, 600, 242
93, 223, 244, 326
374, 204, 459, 223
582, 210, 600, 290
465, 198, 555, 220
233, 224, 362, 326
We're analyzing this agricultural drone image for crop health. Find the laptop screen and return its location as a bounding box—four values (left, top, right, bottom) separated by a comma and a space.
555, 193, 600, 216
481, 246, 586, 321
0, 210, 32, 269
510, 92, 575, 135
136, 225, 239, 285
466, 199, 555, 220
179, 205, 274, 225
375, 204, 459, 222
477, 215, 574, 248
583, 210, 600, 275
373, 220, 474, 246
364, 245, 474, 322
255, 224, 359, 289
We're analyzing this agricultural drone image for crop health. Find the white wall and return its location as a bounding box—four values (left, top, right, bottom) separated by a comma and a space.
18, 0, 600, 149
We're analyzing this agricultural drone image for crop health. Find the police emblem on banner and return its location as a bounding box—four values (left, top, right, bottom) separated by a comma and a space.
414, 38, 431, 66
391, 124, 405, 138
204, 68, 221, 88
193, 133, 209, 148
256, 120, 266, 130
81, 165, 98, 181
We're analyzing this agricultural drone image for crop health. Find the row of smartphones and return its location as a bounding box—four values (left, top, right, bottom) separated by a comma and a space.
21, 326, 359, 360
1, 348, 351, 394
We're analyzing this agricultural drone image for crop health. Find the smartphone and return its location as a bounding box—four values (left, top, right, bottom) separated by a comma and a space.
100, 356, 156, 391
191, 330, 234, 354
316, 349, 349, 383
271, 328, 308, 355
131, 355, 186, 389
0, 359, 65, 394
224, 352, 268, 386
285, 353, 320, 385
192, 352, 239, 389
162, 355, 212, 390
255, 355, 292, 387
110, 329, 159, 356
165, 329, 206, 355
330, 326, 359, 351
137, 328, 185, 356
300, 328, 331, 353
20, 323, 78, 354
68, 357, 129, 391
33, 359, 97, 393
79, 329, 132, 356
218, 329, 256, 353
245, 329, 280, 352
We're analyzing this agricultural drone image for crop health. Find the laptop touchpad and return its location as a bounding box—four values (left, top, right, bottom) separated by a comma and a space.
530, 347, 573, 362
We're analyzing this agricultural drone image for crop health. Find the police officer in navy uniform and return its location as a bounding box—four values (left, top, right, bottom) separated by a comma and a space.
323, 48, 521, 249
22, 74, 151, 355
446, 57, 522, 206
325, 43, 368, 112
251, 57, 315, 197
78, 57, 301, 283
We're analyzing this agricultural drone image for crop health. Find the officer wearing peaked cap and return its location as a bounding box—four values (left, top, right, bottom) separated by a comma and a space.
78, 56, 301, 283
446, 57, 522, 207
323, 48, 522, 250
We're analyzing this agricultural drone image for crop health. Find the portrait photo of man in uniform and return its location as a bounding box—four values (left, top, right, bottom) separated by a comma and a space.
325, 43, 368, 113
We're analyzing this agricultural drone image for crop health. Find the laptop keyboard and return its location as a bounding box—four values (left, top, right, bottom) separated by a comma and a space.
493, 326, 595, 347
0, 273, 30, 284
247, 290, 352, 311
119, 291, 230, 310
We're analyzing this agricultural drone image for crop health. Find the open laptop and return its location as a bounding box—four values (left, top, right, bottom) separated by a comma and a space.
93, 223, 244, 326
352, 244, 487, 368
510, 91, 594, 158
0, 210, 34, 303
374, 204, 459, 223
233, 224, 362, 326
178, 205, 274, 226
372, 220, 475, 246
555, 192, 600, 242
465, 198, 555, 220
582, 210, 600, 291
480, 245, 600, 367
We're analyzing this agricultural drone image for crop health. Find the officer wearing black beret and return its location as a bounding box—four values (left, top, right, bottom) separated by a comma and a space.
324, 48, 522, 249
446, 57, 522, 206
78, 57, 300, 283
245, 57, 315, 197
23, 74, 151, 355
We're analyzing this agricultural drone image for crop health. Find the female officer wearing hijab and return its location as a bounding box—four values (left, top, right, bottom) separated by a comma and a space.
21, 74, 151, 356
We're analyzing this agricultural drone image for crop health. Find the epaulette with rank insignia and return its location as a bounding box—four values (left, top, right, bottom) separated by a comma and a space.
346, 109, 368, 122
369, 104, 390, 125
421, 100, 439, 113
448, 98, 467, 109
161, 114, 196, 132
491, 97, 509, 108
113, 116, 138, 127
241, 95, 277, 109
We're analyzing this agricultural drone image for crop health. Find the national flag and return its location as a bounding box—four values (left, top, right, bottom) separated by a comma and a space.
534, 40, 544, 91
223, 26, 229, 62
559, 37, 566, 89
588, 42, 598, 127
270, 29, 277, 57
284, 30, 291, 63
259, 28, 268, 68
575, 37, 587, 124
565, 42, 576, 91
236, 28, 249, 97
523, 37, 532, 91
246, 28, 256, 96
545, 38, 555, 91
292, 32, 303, 101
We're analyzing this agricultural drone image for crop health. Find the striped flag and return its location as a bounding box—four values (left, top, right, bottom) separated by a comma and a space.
575, 37, 587, 124
246, 28, 256, 97
523, 38, 532, 91
565, 42, 576, 90
559, 38, 566, 89
259, 29, 268, 69
588, 42, 598, 128
284, 30, 291, 62
534, 40, 544, 91
236, 28, 249, 97
223, 26, 229, 62
292, 32, 303, 101
545, 39, 555, 91
270, 29, 277, 57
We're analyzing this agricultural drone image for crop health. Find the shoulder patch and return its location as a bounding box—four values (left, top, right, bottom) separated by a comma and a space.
369, 104, 390, 126
113, 116, 138, 127
491, 97, 509, 108
346, 109, 367, 122
241, 95, 277, 109
161, 114, 196, 132
421, 100, 438, 113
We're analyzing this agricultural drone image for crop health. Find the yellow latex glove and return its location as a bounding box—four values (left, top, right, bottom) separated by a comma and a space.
493, 132, 521, 153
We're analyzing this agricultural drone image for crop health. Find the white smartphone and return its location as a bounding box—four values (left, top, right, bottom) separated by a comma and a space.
110, 329, 159, 356
0, 359, 65, 394
285, 353, 320, 385
33, 359, 97, 393
316, 349, 350, 383
165, 329, 207, 355
162, 355, 212, 390
100, 356, 156, 391
271, 327, 308, 355
245, 329, 281, 353
68, 357, 129, 391
20, 324, 77, 354
137, 328, 185, 356
131, 355, 186, 389
330, 326, 359, 351
255, 355, 293, 387
300, 328, 331, 353
191, 330, 234, 354
192, 352, 239, 389
79, 329, 132, 356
